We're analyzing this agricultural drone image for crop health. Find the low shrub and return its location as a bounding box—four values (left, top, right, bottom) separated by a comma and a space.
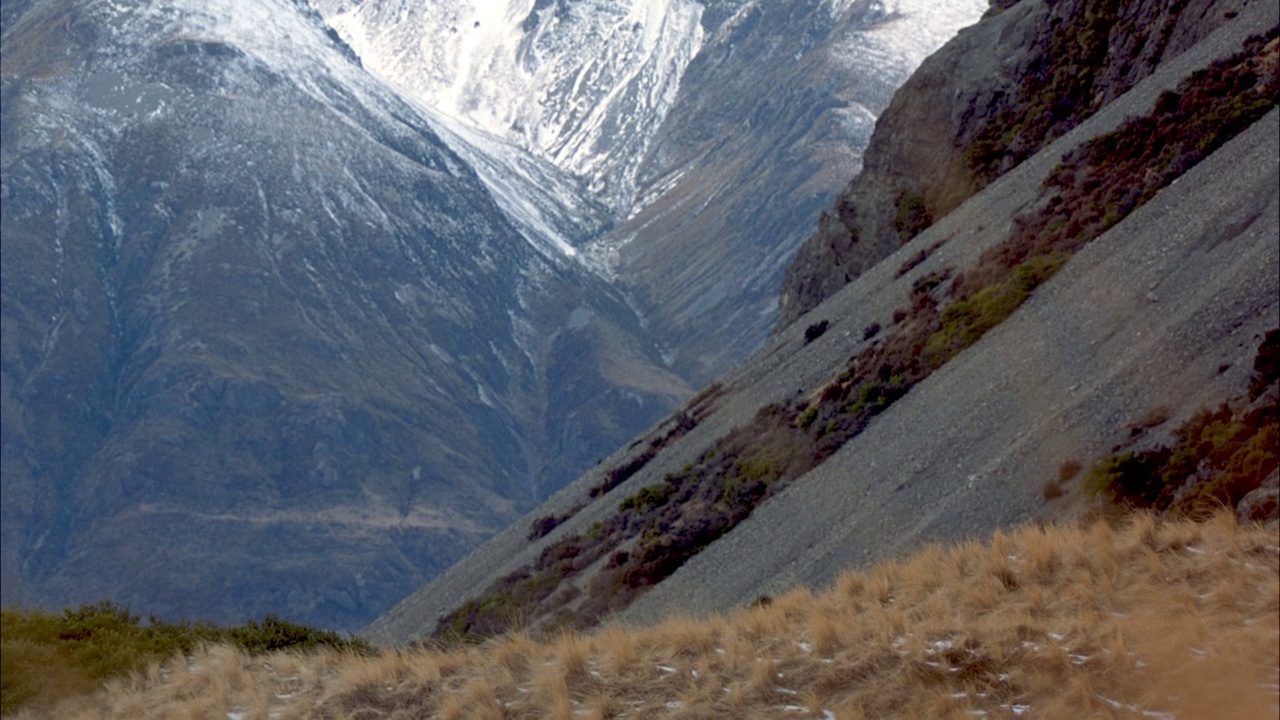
0, 602, 371, 715
1084, 334, 1279, 516
893, 191, 933, 242
804, 320, 830, 344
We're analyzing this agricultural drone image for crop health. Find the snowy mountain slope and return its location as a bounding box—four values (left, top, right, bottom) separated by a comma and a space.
316, 0, 987, 381
0, 0, 686, 629
364, 0, 1279, 644
318, 0, 706, 213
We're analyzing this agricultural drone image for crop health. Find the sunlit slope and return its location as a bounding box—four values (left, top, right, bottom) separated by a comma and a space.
30, 514, 1280, 720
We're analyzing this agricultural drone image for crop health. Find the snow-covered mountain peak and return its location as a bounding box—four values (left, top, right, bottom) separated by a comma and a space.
322, 0, 705, 212
94, 0, 346, 85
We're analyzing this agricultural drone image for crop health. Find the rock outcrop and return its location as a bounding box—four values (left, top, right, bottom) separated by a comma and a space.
776, 0, 1255, 328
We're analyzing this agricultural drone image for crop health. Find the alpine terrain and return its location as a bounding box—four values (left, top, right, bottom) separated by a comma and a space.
0, 0, 982, 630
2, 0, 1278, 716
368, 0, 1278, 644
1, 0, 689, 631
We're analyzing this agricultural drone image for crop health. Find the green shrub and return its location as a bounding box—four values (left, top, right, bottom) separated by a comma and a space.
804, 320, 830, 343
1083, 333, 1279, 515
894, 191, 933, 242
0, 602, 370, 714
1084, 451, 1171, 507
619, 482, 673, 513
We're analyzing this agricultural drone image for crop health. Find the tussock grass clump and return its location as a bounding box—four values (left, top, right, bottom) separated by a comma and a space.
25, 514, 1279, 719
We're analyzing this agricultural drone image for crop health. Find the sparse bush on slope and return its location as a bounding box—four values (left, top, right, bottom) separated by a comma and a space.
1085, 330, 1280, 517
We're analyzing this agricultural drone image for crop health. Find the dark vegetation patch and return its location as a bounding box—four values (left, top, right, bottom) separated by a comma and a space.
963, 0, 1203, 186
893, 191, 934, 243
804, 320, 830, 344
586, 382, 725, 500
439, 34, 1279, 642
528, 382, 731, 543
1085, 330, 1279, 519
0, 601, 372, 714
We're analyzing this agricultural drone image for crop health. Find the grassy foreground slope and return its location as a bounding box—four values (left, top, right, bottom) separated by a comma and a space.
12, 513, 1277, 719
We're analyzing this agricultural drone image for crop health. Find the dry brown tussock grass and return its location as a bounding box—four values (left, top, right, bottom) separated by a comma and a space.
30, 513, 1278, 720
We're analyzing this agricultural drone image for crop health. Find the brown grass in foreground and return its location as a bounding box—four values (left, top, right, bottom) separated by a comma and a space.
21, 513, 1278, 720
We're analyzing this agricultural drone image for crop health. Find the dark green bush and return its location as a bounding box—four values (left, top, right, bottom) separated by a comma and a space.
804, 320, 830, 344
894, 191, 933, 242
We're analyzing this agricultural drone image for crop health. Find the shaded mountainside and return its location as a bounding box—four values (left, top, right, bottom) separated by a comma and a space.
0, 0, 686, 630
367, 0, 1279, 644
777, 0, 1258, 328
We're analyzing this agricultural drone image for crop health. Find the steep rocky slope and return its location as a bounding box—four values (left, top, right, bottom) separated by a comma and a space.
0, 0, 686, 629
367, 0, 1278, 644
0, 0, 992, 632
777, 0, 1257, 327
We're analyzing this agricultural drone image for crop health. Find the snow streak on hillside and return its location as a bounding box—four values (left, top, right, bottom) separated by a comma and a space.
827, 0, 989, 71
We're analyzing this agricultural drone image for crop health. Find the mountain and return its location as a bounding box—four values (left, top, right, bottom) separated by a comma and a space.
313, 0, 988, 382
0, 0, 688, 630
1, 0, 990, 630
366, 0, 1278, 644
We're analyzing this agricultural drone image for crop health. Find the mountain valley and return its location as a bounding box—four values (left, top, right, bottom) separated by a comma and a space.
368, 0, 1279, 643
0, 0, 982, 629
2, 0, 1278, 715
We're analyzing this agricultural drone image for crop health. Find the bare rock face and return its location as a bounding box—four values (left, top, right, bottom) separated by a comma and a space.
776, 0, 1252, 329
1238, 468, 1279, 524
364, 0, 1278, 645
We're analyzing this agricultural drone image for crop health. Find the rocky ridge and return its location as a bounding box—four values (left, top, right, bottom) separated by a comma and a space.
777, 0, 1257, 328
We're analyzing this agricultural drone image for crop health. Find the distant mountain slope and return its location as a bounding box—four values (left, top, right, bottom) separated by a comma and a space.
366, 0, 1278, 644
315, 0, 988, 383
0, 0, 685, 629
589, 0, 988, 382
